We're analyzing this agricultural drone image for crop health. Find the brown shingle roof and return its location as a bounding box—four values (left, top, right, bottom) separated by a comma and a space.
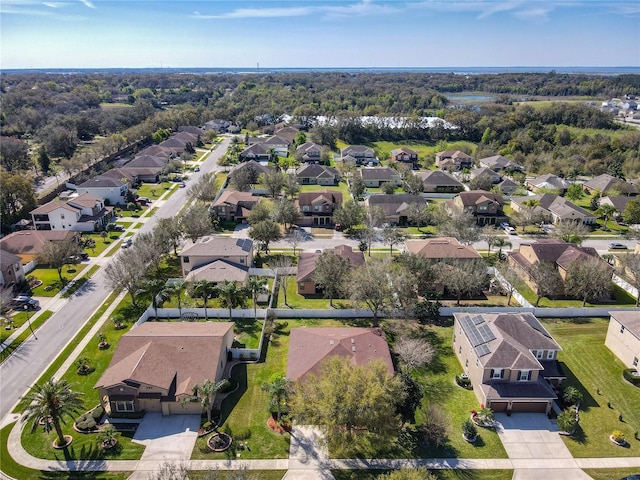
405, 237, 481, 259
185, 260, 249, 284
212, 190, 259, 208
296, 246, 364, 283
297, 190, 342, 207
418, 170, 464, 188
0, 230, 76, 257
95, 322, 233, 396
358, 167, 399, 182
286, 327, 394, 381
456, 190, 504, 207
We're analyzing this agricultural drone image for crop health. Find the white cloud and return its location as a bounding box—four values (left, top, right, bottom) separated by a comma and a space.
193, 6, 313, 19
79, 0, 95, 9
43, 2, 71, 7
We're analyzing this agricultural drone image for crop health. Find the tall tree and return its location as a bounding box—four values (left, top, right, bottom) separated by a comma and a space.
564, 257, 612, 307
36, 146, 51, 174
597, 204, 618, 231
216, 280, 245, 319
0, 172, 37, 232
381, 225, 406, 256
246, 276, 269, 320
439, 259, 487, 306
286, 228, 306, 255
0, 137, 30, 172
187, 172, 219, 202
261, 375, 293, 422
622, 199, 640, 225
439, 208, 480, 245
272, 198, 300, 231
333, 199, 364, 232
22, 379, 84, 448
37, 237, 82, 282
259, 170, 285, 199
403, 173, 424, 195
192, 379, 229, 424
348, 258, 395, 325
349, 174, 366, 198
155, 218, 183, 256
104, 248, 147, 307
291, 357, 404, 457
553, 221, 589, 244
530, 262, 564, 306
282, 173, 300, 199
189, 280, 217, 319
179, 204, 213, 242
248, 220, 282, 253
394, 336, 436, 372
313, 251, 350, 307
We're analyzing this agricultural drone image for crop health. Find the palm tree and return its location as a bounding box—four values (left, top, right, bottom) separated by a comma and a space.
192, 378, 230, 424
164, 280, 186, 318
261, 375, 293, 422
494, 238, 512, 259
217, 280, 245, 320
144, 278, 167, 320
597, 204, 617, 231
190, 280, 217, 321
246, 277, 269, 320
22, 379, 84, 448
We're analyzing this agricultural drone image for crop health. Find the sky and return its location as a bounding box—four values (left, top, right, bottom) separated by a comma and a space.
1, 0, 640, 69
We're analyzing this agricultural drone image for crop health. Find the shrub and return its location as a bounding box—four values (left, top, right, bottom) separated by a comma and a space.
92, 406, 104, 421
235, 427, 252, 440
202, 421, 212, 430
612, 430, 625, 443
462, 419, 477, 439
557, 408, 577, 433
623, 369, 640, 386
477, 407, 495, 425
76, 417, 96, 431
562, 385, 583, 406
456, 375, 471, 388
420, 404, 448, 448
97, 425, 120, 448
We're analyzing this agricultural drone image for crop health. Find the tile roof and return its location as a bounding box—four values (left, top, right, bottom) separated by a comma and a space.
286, 327, 394, 381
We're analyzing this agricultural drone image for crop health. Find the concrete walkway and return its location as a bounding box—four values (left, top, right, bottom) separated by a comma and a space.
285, 425, 333, 480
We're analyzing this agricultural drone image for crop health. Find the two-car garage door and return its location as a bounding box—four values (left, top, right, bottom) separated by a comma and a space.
489, 400, 549, 413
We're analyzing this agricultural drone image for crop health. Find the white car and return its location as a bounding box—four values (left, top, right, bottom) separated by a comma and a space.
121, 238, 133, 249
504, 226, 517, 235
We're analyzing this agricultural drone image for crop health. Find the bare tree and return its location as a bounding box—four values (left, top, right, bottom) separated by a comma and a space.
104, 248, 147, 307
439, 208, 480, 245
439, 259, 487, 306
286, 228, 306, 255
565, 257, 613, 307
622, 253, 640, 306
380, 225, 406, 256
37, 237, 82, 282
270, 255, 294, 306
553, 221, 590, 245
394, 336, 436, 372
187, 172, 219, 202
497, 263, 524, 306
530, 262, 564, 306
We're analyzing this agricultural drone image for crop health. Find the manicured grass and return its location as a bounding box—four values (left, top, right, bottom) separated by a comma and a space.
118, 206, 147, 218
543, 318, 640, 457
114, 221, 133, 228
299, 181, 351, 199
136, 183, 170, 200
332, 470, 513, 480
399, 226, 438, 236
276, 277, 352, 309
61, 265, 100, 298
1, 422, 131, 480
0, 310, 53, 352
13, 291, 120, 414
84, 232, 123, 256
518, 282, 637, 308
584, 468, 640, 480
190, 471, 286, 480
372, 140, 477, 166
30, 265, 86, 297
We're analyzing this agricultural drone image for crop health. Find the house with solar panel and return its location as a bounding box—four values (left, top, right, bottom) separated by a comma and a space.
452, 312, 565, 414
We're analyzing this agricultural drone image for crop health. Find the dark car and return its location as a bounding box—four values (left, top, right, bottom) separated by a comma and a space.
619, 475, 640, 480
11, 296, 39, 310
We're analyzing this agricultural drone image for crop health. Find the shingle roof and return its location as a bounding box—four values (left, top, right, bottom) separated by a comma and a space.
601, 196, 633, 212
341, 145, 374, 156
184, 259, 249, 284
405, 237, 481, 259
31, 200, 79, 215
0, 249, 22, 268
286, 327, 394, 381
296, 164, 339, 180
364, 194, 426, 216
180, 236, 253, 257
77, 176, 126, 189
297, 190, 342, 207
296, 246, 364, 283
67, 193, 102, 209
391, 147, 418, 156
0, 230, 75, 257
610, 311, 640, 339
212, 190, 259, 208
263, 135, 290, 146
457, 190, 504, 207
471, 167, 502, 180
95, 322, 233, 396
527, 174, 570, 190
127, 155, 167, 168
358, 167, 400, 181
584, 174, 626, 193
418, 170, 464, 188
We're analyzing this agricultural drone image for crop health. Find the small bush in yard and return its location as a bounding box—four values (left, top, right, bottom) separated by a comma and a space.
623, 369, 640, 386
92, 406, 104, 420
557, 408, 578, 434
612, 430, 625, 443
462, 419, 477, 440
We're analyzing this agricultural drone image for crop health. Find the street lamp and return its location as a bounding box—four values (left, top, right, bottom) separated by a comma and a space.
23, 305, 37, 340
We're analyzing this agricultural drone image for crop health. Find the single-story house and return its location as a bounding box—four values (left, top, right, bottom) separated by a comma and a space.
583, 174, 638, 196
0, 230, 78, 265
296, 190, 342, 227
363, 194, 427, 226
357, 167, 402, 188
525, 174, 570, 194
239, 143, 272, 162
470, 167, 502, 184
137, 145, 173, 159
211, 191, 261, 223
180, 236, 254, 276
599, 196, 633, 216
178, 125, 204, 136
478, 155, 524, 172
405, 237, 482, 261
497, 178, 520, 196
0, 249, 26, 290
453, 312, 565, 414
510, 194, 596, 225
286, 327, 394, 381
435, 150, 472, 170
228, 161, 274, 189
417, 170, 465, 193
274, 126, 300, 143
605, 311, 640, 369
95, 322, 234, 416
297, 245, 365, 295
296, 164, 340, 186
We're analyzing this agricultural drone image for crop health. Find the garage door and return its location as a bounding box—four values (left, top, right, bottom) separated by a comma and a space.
511, 401, 548, 413
489, 401, 508, 412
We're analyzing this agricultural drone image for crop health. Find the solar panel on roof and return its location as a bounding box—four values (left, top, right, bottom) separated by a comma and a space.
476, 345, 491, 357
478, 324, 496, 343
472, 315, 484, 325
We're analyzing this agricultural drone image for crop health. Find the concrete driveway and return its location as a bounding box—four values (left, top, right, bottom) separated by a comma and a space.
132, 413, 201, 461
496, 413, 592, 480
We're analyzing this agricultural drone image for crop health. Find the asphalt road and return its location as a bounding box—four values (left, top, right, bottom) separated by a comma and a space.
0, 138, 231, 423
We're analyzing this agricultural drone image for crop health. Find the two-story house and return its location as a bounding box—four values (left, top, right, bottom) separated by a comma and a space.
451, 190, 507, 226
296, 164, 340, 186
31, 194, 112, 232
296, 190, 342, 227
391, 147, 418, 168
76, 176, 129, 206
0, 249, 26, 290
435, 150, 473, 170
340, 145, 377, 166
180, 236, 254, 276
363, 194, 427, 226
296, 142, 323, 164
297, 245, 365, 295
453, 312, 565, 414
210, 191, 261, 223
605, 311, 640, 369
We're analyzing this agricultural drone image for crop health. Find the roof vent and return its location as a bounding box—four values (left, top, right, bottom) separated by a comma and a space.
352, 346, 356, 352
351, 338, 355, 344
329, 340, 334, 346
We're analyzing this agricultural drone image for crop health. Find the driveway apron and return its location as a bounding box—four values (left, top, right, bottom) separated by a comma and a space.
132, 413, 200, 461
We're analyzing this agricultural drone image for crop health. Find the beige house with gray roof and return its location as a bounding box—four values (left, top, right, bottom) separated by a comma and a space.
453, 312, 565, 414
605, 311, 640, 369
180, 236, 253, 276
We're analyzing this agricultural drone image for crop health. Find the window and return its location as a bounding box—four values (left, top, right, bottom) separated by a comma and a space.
547, 350, 554, 360
114, 400, 134, 412
302, 206, 310, 212
620, 325, 625, 334
633, 357, 638, 367
459, 345, 462, 353
183, 256, 189, 264
490, 368, 504, 379
60, 214, 65, 219
240, 258, 245, 264
517, 370, 531, 382
536, 350, 544, 359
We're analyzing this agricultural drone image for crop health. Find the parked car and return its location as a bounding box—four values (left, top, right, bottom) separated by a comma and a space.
194, 167, 200, 172
619, 475, 640, 480
121, 238, 133, 249
179, 182, 186, 188
11, 296, 39, 310
609, 242, 628, 249
504, 226, 517, 235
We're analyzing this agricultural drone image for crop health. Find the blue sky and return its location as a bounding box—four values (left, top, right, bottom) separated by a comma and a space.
1, 0, 639, 69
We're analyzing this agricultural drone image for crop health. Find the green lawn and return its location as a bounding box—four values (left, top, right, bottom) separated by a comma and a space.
1, 422, 131, 480
543, 318, 640, 457
118, 206, 148, 218
0, 310, 52, 349
30, 265, 86, 297
372, 140, 477, 167
136, 183, 172, 200
332, 470, 513, 480
584, 468, 640, 480
518, 282, 637, 308
299, 181, 351, 199
399, 226, 438, 236
276, 277, 353, 309
85, 232, 123, 256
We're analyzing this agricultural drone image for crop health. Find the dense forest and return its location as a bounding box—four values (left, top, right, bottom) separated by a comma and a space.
1, 71, 640, 231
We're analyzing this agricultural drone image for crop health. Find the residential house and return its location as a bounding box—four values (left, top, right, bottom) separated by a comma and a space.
600, 196, 632, 217
101, 167, 139, 186
357, 167, 402, 188
451, 190, 507, 226
296, 142, 323, 164
363, 194, 427, 225
180, 236, 254, 276
510, 194, 596, 225
30, 194, 112, 232
583, 174, 638, 196
286, 327, 394, 381
435, 150, 473, 170
417, 170, 465, 193
76, 176, 129, 206
525, 174, 570, 194
274, 126, 300, 143
470, 167, 502, 185
126, 155, 167, 183
296, 164, 340, 186
184, 259, 249, 286
210, 191, 261, 223
228, 161, 274, 188
508, 239, 607, 294
605, 311, 640, 369
159, 137, 188, 155
391, 147, 418, 167
0, 230, 78, 265
296, 245, 365, 295
405, 237, 482, 261
0, 249, 26, 290
137, 145, 173, 159
497, 178, 520, 196
296, 190, 342, 226
239, 143, 272, 162
452, 312, 565, 414
340, 145, 377, 165
95, 322, 234, 416
478, 155, 524, 172
172, 131, 198, 146
203, 119, 231, 133
178, 125, 204, 136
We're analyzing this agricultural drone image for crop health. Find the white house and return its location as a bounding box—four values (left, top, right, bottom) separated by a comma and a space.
76, 176, 128, 206
31, 194, 113, 232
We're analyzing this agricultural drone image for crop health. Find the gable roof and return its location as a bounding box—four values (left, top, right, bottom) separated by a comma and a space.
358, 167, 400, 181
436, 150, 471, 160
77, 176, 126, 189
212, 190, 260, 208
364, 194, 426, 216
100, 168, 138, 183
610, 311, 640, 339
479, 155, 522, 170
296, 164, 339, 180
296, 142, 322, 154
527, 174, 570, 190
297, 190, 342, 206
471, 167, 502, 180
455, 312, 561, 370
184, 259, 249, 283
95, 322, 233, 396
341, 145, 374, 157
418, 170, 464, 188
391, 147, 418, 156
229, 160, 274, 178
286, 327, 394, 381
0, 249, 22, 268
263, 135, 291, 146
584, 174, 626, 193
296, 245, 364, 283
601, 196, 633, 212
0, 230, 75, 257
180, 236, 253, 257
405, 237, 482, 259
67, 193, 103, 209
127, 155, 167, 168
457, 190, 504, 207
